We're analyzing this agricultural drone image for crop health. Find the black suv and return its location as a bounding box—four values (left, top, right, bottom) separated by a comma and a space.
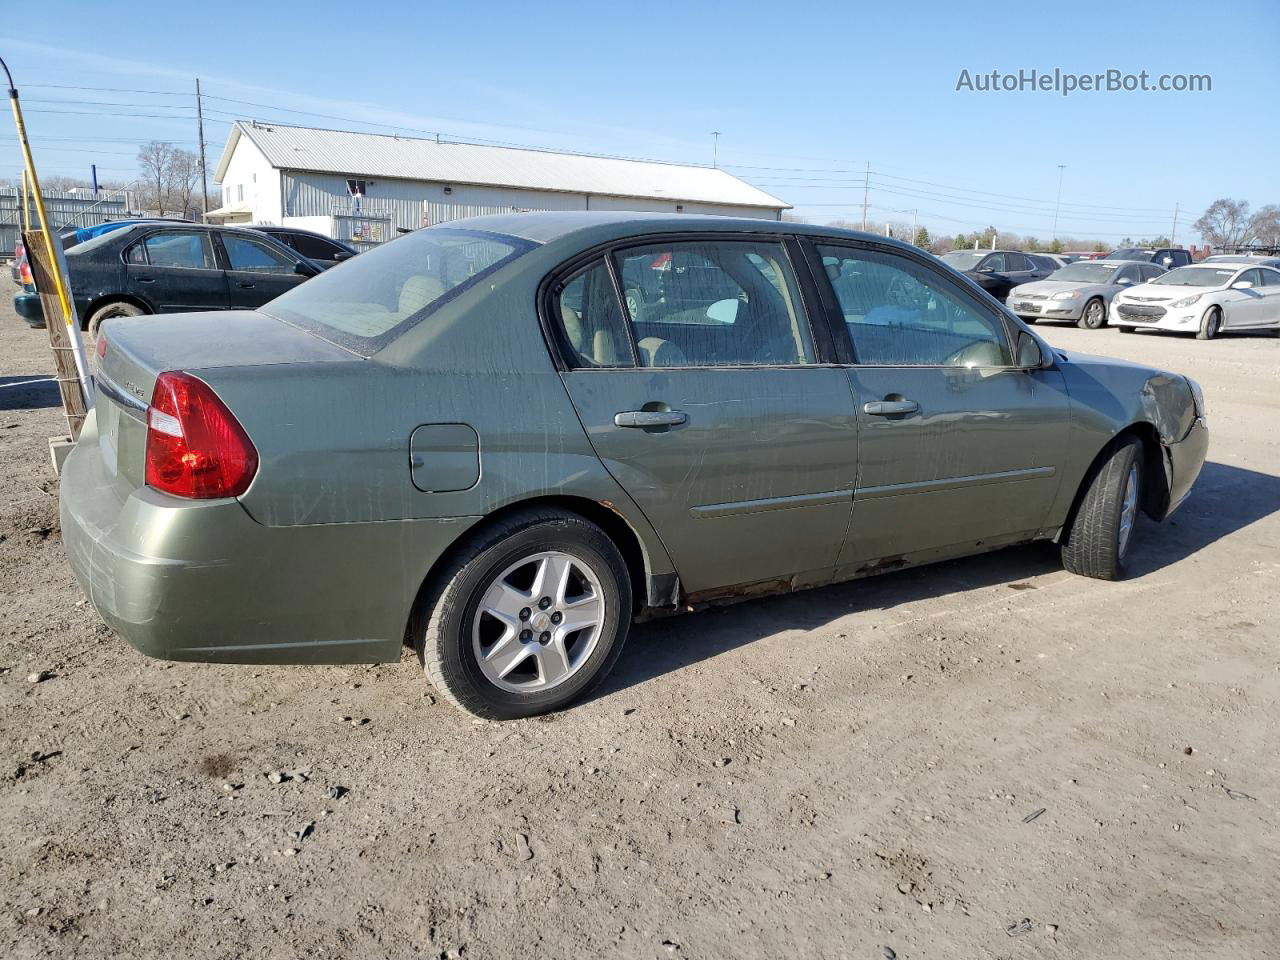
1106, 247, 1192, 270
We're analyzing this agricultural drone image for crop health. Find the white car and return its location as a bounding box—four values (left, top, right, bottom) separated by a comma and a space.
1110, 263, 1280, 339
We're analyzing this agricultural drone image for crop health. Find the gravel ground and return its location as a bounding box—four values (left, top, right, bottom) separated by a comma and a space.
1, 298, 1277, 960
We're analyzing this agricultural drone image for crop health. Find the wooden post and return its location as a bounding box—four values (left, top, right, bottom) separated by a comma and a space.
24, 228, 89, 441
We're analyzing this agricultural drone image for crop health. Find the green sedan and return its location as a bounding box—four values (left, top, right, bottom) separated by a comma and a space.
60, 212, 1209, 718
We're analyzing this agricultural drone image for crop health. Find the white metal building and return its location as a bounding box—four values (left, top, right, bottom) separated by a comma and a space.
208, 122, 788, 247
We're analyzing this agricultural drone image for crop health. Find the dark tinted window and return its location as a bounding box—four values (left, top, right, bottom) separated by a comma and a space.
613, 241, 814, 367
556, 261, 632, 368
141, 231, 216, 270
818, 245, 1012, 367
980, 253, 1007, 272
279, 232, 349, 260
1006, 253, 1032, 271
1259, 268, 1280, 287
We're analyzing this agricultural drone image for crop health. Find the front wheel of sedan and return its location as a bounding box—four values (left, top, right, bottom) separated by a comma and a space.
416, 509, 632, 719
1078, 298, 1106, 330
1196, 306, 1222, 340
1061, 437, 1143, 581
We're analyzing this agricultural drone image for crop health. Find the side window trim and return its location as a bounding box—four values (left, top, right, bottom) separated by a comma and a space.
804, 238, 1019, 368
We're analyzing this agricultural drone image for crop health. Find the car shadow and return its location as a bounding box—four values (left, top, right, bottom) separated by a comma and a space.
595, 460, 1280, 699
0, 375, 62, 411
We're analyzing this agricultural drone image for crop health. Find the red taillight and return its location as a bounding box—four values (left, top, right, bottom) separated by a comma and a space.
144, 371, 258, 499
18, 258, 32, 286
96, 334, 108, 360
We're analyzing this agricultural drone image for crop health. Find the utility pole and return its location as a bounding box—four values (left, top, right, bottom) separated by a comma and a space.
910, 208, 918, 246
711, 131, 720, 168
1052, 163, 1066, 240
1170, 202, 1180, 246
860, 161, 870, 232
195, 78, 209, 216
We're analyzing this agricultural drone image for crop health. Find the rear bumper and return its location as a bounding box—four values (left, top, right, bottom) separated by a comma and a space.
14, 291, 44, 326
1163, 417, 1209, 518
60, 410, 479, 664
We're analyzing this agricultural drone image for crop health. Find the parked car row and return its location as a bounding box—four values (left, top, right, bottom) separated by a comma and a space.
12, 222, 356, 331
1009, 259, 1167, 329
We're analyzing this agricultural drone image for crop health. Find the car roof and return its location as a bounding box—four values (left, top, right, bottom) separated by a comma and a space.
440, 210, 930, 254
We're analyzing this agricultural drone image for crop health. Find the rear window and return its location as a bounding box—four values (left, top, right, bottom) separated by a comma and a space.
261, 227, 535, 354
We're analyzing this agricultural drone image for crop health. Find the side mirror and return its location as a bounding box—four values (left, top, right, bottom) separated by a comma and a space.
977, 265, 996, 273
1117, 277, 1133, 285
1231, 280, 1253, 290
332, 252, 353, 262
1015, 329, 1045, 370
706, 298, 739, 323
294, 260, 319, 277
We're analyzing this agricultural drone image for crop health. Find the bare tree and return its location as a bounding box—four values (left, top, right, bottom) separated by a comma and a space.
1194, 199, 1280, 249
135, 142, 205, 218
137, 141, 176, 215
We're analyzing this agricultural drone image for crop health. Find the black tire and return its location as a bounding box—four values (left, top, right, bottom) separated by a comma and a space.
1118, 325, 1136, 334
1061, 438, 1143, 581
1021, 316, 1037, 325
1078, 298, 1106, 330
1196, 306, 1221, 341
415, 508, 632, 719
87, 300, 145, 337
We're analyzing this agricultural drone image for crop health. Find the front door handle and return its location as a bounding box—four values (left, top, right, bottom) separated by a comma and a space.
136, 276, 155, 283
863, 399, 919, 416
614, 410, 688, 428
237, 281, 256, 289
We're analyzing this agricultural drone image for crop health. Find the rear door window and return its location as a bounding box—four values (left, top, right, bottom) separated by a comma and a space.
611, 240, 814, 367
139, 231, 217, 270
555, 261, 633, 368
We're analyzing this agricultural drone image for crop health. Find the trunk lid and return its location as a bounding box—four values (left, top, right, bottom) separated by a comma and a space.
93, 310, 356, 490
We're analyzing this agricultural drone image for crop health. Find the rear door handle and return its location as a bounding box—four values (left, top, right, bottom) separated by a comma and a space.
136, 276, 155, 283
863, 399, 919, 416
614, 410, 688, 428
237, 281, 255, 289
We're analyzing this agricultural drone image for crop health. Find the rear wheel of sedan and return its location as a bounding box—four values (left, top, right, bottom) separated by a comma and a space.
1079, 298, 1106, 330
416, 508, 632, 719
88, 300, 145, 338
1061, 437, 1142, 581
1196, 306, 1221, 340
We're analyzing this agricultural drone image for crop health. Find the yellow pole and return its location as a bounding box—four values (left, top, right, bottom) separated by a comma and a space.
4, 58, 94, 405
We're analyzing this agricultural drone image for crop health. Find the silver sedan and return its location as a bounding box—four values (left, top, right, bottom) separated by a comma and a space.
1008, 260, 1166, 329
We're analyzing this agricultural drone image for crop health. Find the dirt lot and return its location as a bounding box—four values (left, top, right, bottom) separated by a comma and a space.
0, 298, 1276, 960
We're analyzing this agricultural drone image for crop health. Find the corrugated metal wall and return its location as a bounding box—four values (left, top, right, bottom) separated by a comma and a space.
280, 171, 779, 240
0, 189, 129, 258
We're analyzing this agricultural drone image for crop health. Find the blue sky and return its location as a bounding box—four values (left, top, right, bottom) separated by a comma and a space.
2, 0, 1276, 244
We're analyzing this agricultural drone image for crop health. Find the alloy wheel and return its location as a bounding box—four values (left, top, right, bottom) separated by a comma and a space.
471, 551, 604, 693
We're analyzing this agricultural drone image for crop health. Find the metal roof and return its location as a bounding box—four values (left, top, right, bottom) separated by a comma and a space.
214, 122, 788, 210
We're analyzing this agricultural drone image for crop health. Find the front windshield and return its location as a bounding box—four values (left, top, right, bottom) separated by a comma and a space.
262, 227, 536, 354
1150, 266, 1237, 287
940, 251, 984, 270
1048, 262, 1120, 283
